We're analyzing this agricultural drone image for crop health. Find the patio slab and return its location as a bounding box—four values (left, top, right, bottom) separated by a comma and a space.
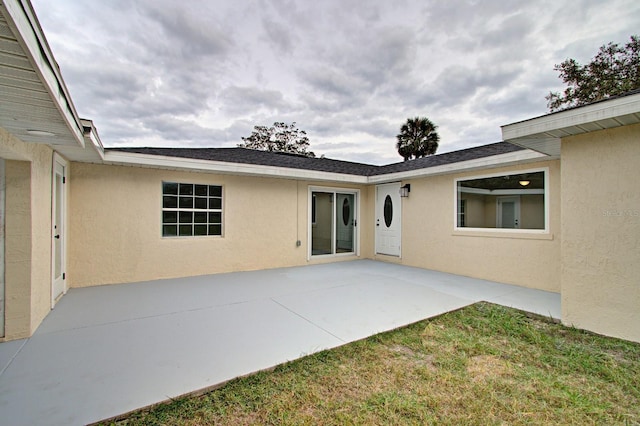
0, 260, 560, 425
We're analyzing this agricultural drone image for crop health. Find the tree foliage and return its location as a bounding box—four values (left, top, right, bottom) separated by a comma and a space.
238, 122, 315, 157
396, 117, 440, 161
546, 35, 640, 111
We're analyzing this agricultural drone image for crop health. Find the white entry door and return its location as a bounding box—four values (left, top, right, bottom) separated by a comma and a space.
51, 155, 67, 307
375, 183, 401, 256
0, 159, 5, 337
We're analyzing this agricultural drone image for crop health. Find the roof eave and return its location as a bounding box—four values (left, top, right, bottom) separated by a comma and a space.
368, 149, 549, 184
501, 92, 640, 156
1, 0, 85, 148
103, 151, 370, 184
104, 148, 550, 184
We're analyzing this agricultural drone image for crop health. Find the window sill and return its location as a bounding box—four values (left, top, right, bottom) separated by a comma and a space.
453, 228, 554, 240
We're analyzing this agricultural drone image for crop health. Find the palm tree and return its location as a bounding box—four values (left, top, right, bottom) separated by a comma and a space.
396, 117, 440, 161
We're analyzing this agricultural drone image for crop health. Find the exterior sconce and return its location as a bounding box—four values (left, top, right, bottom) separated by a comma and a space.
400, 184, 411, 197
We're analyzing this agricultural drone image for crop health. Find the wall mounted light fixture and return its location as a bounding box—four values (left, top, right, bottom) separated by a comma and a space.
400, 183, 411, 197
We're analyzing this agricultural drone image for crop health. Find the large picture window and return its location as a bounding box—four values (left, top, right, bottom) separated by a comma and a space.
162, 182, 223, 237
455, 169, 547, 231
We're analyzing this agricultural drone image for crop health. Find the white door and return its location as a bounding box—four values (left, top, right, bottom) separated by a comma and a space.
376, 183, 401, 256
0, 159, 5, 337
497, 196, 520, 228
336, 193, 354, 252
51, 155, 67, 307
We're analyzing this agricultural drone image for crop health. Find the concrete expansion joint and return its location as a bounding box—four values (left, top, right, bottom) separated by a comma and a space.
270, 298, 345, 343
0, 339, 28, 378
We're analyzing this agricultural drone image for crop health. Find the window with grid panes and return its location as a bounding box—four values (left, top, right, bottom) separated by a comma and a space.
162, 182, 222, 237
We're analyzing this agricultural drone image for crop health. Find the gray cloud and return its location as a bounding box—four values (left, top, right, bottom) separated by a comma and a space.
31, 0, 640, 163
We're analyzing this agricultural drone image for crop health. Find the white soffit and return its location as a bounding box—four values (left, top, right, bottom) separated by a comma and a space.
501, 93, 640, 156
0, 0, 85, 148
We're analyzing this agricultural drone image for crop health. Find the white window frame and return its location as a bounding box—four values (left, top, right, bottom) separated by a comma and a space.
308, 186, 360, 259
161, 181, 224, 238
454, 167, 550, 235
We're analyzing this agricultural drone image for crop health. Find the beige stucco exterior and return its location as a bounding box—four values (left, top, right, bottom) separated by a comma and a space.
395, 160, 561, 292
4, 0, 639, 345
2, 121, 637, 344
68, 162, 371, 287
561, 124, 640, 342
0, 127, 55, 340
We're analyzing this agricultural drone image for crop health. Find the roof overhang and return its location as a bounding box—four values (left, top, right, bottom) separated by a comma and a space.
104, 148, 550, 184
0, 0, 103, 161
104, 151, 371, 183
368, 149, 548, 184
501, 92, 640, 156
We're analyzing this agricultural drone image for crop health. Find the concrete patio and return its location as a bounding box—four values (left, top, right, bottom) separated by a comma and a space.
0, 260, 560, 425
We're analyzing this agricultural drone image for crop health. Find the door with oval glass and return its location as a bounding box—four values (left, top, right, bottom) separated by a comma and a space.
375, 183, 401, 256
336, 193, 354, 252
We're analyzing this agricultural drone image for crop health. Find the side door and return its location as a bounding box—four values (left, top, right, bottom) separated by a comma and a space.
375, 183, 401, 256
51, 155, 67, 307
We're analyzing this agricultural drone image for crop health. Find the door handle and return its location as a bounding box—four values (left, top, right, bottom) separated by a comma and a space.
54, 234, 60, 239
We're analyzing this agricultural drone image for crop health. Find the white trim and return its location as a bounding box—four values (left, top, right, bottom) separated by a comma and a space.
367, 149, 548, 184
307, 186, 360, 260
1, 0, 85, 147
80, 119, 106, 160
453, 167, 550, 235
51, 153, 68, 308
501, 93, 640, 156
105, 151, 368, 184
502, 92, 640, 140
105, 149, 549, 185
0, 159, 4, 337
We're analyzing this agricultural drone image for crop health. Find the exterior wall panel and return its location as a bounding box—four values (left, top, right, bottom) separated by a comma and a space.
561, 124, 640, 342
0, 127, 54, 340
397, 160, 561, 292
68, 162, 369, 287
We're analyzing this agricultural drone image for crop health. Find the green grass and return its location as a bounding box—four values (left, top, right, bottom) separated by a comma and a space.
100, 303, 640, 425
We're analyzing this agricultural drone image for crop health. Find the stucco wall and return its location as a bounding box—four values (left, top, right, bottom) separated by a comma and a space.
68, 162, 369, 287
396, 159, 561, 292
561, 124, 640, 343
0, 127, 54, 340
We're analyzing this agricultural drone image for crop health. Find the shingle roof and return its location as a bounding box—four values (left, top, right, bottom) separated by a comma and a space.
107, 141, 526, 177
370, 142, 525, 175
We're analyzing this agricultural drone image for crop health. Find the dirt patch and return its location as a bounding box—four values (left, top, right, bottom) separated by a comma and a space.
388, 344, 436, 370
466, 355, 511, 382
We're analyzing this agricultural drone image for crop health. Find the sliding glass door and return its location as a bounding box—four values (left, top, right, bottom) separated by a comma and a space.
311, 189, 357, 256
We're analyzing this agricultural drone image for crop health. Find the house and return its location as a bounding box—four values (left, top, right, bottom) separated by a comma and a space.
1, 0, 638, 343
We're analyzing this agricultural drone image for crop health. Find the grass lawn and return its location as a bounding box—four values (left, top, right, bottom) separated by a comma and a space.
102, 303, 640, 425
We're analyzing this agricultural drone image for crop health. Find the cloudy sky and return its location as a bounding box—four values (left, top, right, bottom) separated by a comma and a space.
32, 0, 639, 164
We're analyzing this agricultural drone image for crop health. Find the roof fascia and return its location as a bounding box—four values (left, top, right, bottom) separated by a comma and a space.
80, 119, 105, 160
103, 151, 369, 183
367, 149, 549, 184
1, 0, 85, 147
104, 149, 549, 184
501, 93, 640, 141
